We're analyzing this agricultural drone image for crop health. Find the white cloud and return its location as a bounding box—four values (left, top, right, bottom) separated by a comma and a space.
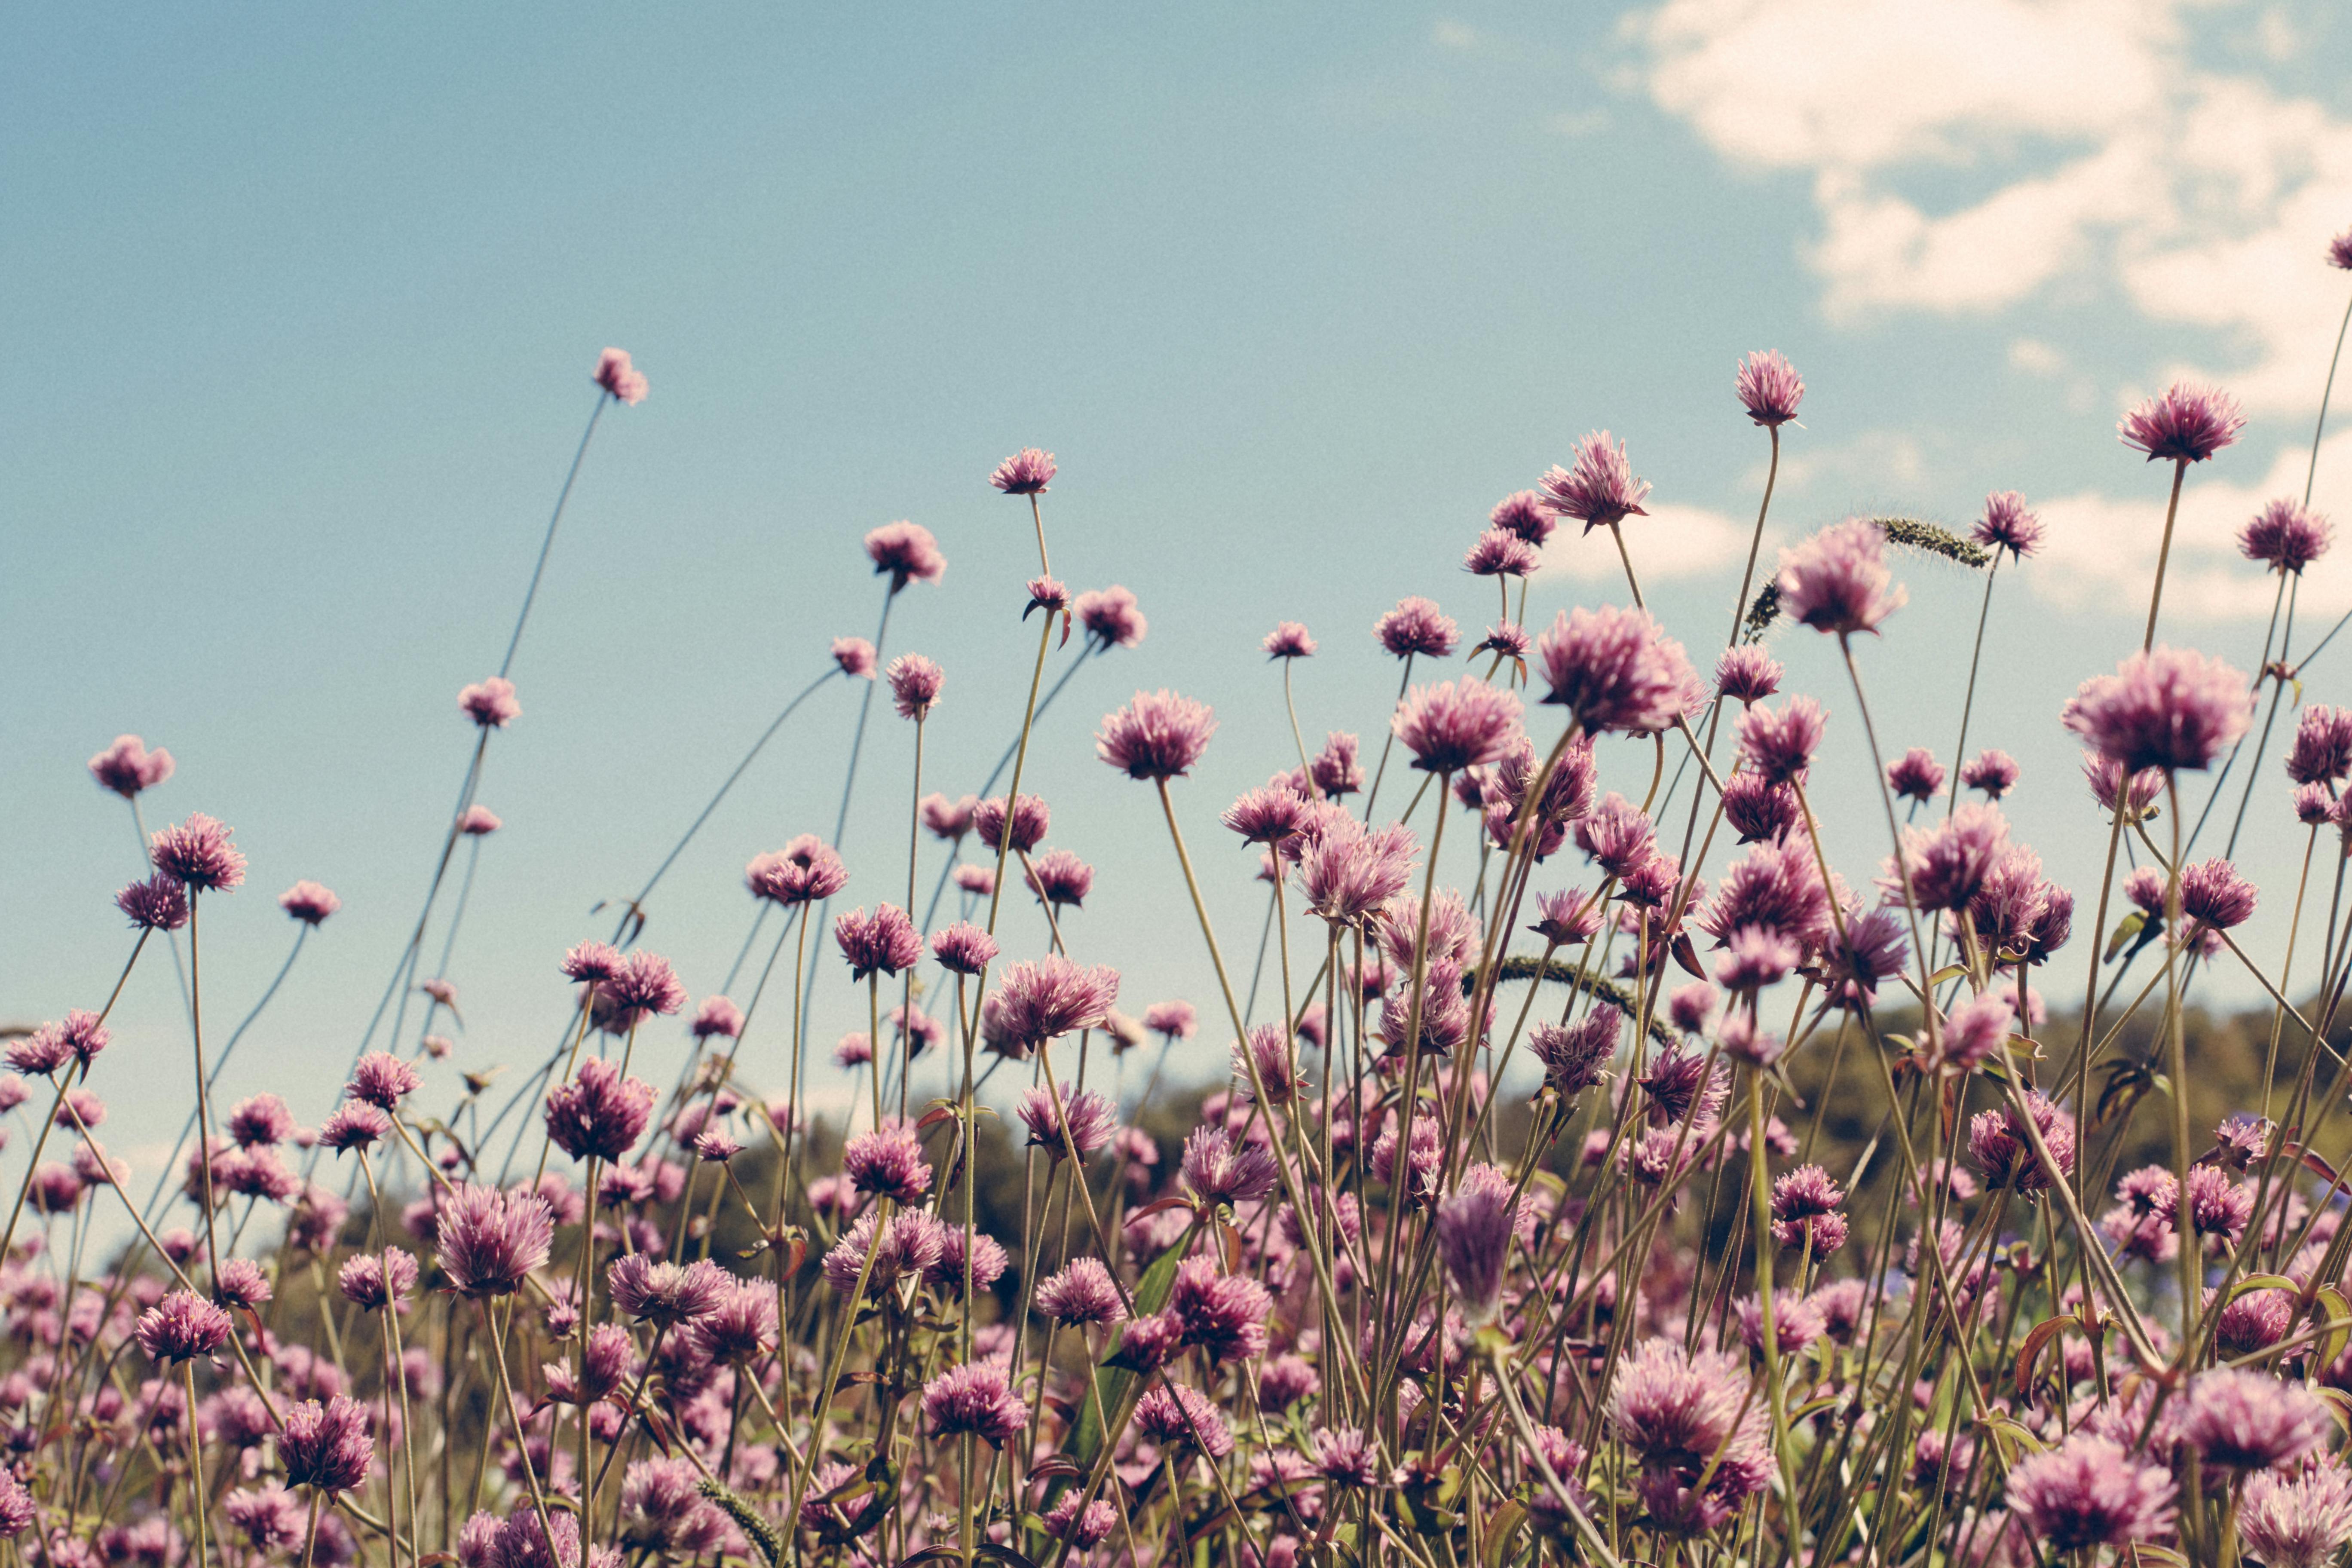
2009, 338, 2067, 377
1630, 0, 2352, 413
1537, 502, 1767, 585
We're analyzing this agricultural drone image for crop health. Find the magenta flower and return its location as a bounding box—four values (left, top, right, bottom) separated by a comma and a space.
1310, 731, 1364, 798
1145, 1000, 1197, 1040
458, 804, 501, 835
319, 1101, 390, 1153
1536, 605, 1700, 738
1967, 1091, 2074, 1198
435, 1184, 553, 1297
1920, 990, 2012, 1077
820, 1207, 944, 1295
276, 881, 340, 925
1299, 817, 1418, 927
864, 521, 946, 588
222, 1487, 305, 1553
1135, 1384, 1234, 1458
1263, 621, 1317, 658
89, 735, 174, 798
1769, 1164, 1846, 1254
117, 872, 191, 931
1777, 520, 1907, 636
992, 955, 1120, 1050
974, 793, 1050, 854
544, 1058, 654, 1163
135, 1290, 232, 1364
337, 1248, 419, 1312
925, 1228, 1008, 1299
150, 812, 246, 892
688, 1282, 778, 1365
1885, 747, 1943, 802
1025, 575, 1069, 618
2333, 229, 2352, 270
1017, 1084, 1119, 1162
834, 905, 922, 979
2180, 857, 2257, 930
1538, 431, 1652, 533
1023, 848, 1093, 908
1464, 529, 1538, 578
1530, 1012, 1616, 1097
1375, 596, 1460, 658
1393, 677, 1522, 773
2006, 1437, 2178, 1550
842, 1125, 932, 1204
458, 677, 521, 728
1960, 749, 2020, 798
1180, 1126, 1277, 1210
1736, 1289, 1826, 1358
1883, 801, 2010, 912
2241, 498, 2334, 574
886, 654, 944, 720
1036, 1256, 1126, 1326
689, 995, 742, 1041
607, 1255, 731, 1328
922, 793, 978, 840
602, 951, 685, 1024
1169, 1256, 1272, 1362
2119, 380, 2245, 463
2242, 1459, 2352, 1568
928, 921, 998, 976
746, 835, 850, 906
1737, 696, 1826, 784
1973, 491, 2043, 560
989, 447, 1056, 494
1714, 926, 1799, 992
1715, 646, 1783, 705
1736, 349, 1805, 427
2180, 1367, 2330, 1469
923, 1362, 1027, 1449
2063, 646, 2254, 773
280, 1395, 374, 1494
1608, 1339, 1758, 1467
1074, 585, 1148, 649
1436, 1182, 1514, 1323
2286, 705, 2352, 784
1531, 885, 1604, 944
831, 637, 877, 678
227, 1093, 294, 1148
348, 1051, 421, 1112
594, 348, 648, 405
1097, 690, 1217, 779
1490, 490, 1556, 546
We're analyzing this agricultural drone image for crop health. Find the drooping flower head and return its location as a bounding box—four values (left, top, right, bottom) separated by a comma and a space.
1538, 605, 1700, 736
1777, 520, 1907, 636
1097, 691, 1217, 780
1539, 431, 1652, 533
435, 1184, 554, 1297
2063, 646, 2254, 773
2118, 380, 2245, 463
886, 655, 944, 720
89, 735, 174, 798
989, 447, 1056, 494
864, 521, 947, 589
150, 813, 246, 892
594, 348, 648, 404
1974, 491, 2043, 560
2241, 499, 2334, 575
1736, 349, 1804, 427
1393, 677, 1523, 773
1375, 597, 1459, 658
458, 677, 521, 729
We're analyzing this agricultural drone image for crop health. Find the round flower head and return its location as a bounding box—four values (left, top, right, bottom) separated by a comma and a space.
1736, 349, 1805, 427
1436, 1182, 1515, 1323
2063, 646, 2254, 773
747, 834, 850, 906
1737, 696, 1827, 784
1715, 927, 1799, 993
2297, 781, 2336, 824
1035, 1256, 1126, 1326
1180, 1126, 1278, 1210
435, 1184, 553, 1297
1967, 1091, 2075, 1198
834, 905, 922, 979
1920, 990, 2013, 1076
1973, 490, 2043, 560
1885, 747, 1943, 802
1539, 431, 1652, 533
1018, 1084, 1119, 1162
1167, 1255, 1272, 1363
150, 813, 245, 892
277, 881, 340, 925
1490, 489, 1556, 546
928, 921, 998, 975
118, 873, 190, 931
1607, 1339, 1757, 1467
603, 951, 686, 1023
830, 637, 877, 678
560, 941, 622, 983
991, 955, 1120, 1050
2286, 705, 2352, 785
1393, 677, 1523, 773
1538, 605, 1700, 736
989, 447, 1055, 494
2180, 857, 2257, 929
1777, 519, 1907, 636
279, 1396, 374, 1494
1530, 886, 1604, 946
1960, 749, 2020, 799
974, 793, 1050, 854
1135, 1384, 1234, 1458
1023, 849, 1093, 909
885, 654, 943, 720
319, 1101, 390, 1152
2119, 379, 2245, 463
922, 793, 978, 840
2241, 498, 2334, 575
594, 347, 648, 404
1025, 575, 1069, 617
607, 1255, 732, 1329
1311, 730, 1364, 796
1300, 816, 1419, 925
924, 1362, 1028, 1449
544, 1058, 655, 1163
89, 734, 174, 798
458, 805, 502, 835
1145, 1000, 1197, 1040
1262, 621, 1316, 659
1715, 645, 1782, 705
1375, 597, 1459, 658
840, 1124, 933, 1204
2179, 1367, 2330, 1469
348, 1051, 420, 1112
1464, 529, 1538, 578
1770, 1165, 1847, 1253
227, 1093, 294, 1148
1097, 690, 1216, 780
2241, 1458, 2352, 1568
1883, 801, 2010, 911
864, 521, 946, 588
1074, 585, 1148, 649
457, 677, 521, 728
337, 1248, 419, 1312
135, 1289, 232, 1364
690, 995, 742, 1041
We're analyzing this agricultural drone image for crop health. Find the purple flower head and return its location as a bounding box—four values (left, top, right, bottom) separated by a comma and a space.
277, 881, 340, 925
2179, 1367, 2329, 1470
1074, 585, 1148, 649
1974, 490, 2043, 560
1737, 1288, 1827, 1359
544, 1058, 655, 1163
1715, 645, 1783, 705
2119, 380, 2245, 463
885, 654, 944, 720
348, 1052, 421, 1112
1697, 838, 1829, 954
1168, 1255, 1271, 1363
1262, 621, 1317, 659
279, 1396, 374, 1495
1721, 772, 1800, 844
830, 637, 876, 679
117, 873, 190, 931
1968, 1091, 2074, 1198
1097, 690, 1217, 780
458, 805, 502, 835
1490, 489, 1556, 546
925, 1227, 1008, 1297
989, 447, 1055, 494
560, 941, 623, 983
603, 951, 686, 1024
1883, 801, 2010, 912
864, 520, 946, 589
337, 1249, 418, 1313
689, 995, 742, 1041
223, 1487, 304, 1554
1574, 792, 1657, 881
1960, 749, 2021, 799
1036, 1256, 1126, 1326
1436, 1182, 1515, 1323
1922, 990, 2013, 1077
834, 904, 921, 980
594, 347, 647, 404
2241, 1458, 2352, 1568
1777, 519, 1907, 636
319, 1101, 390, 1153
928, 921, 998, 976
1463, 528, 1538, 578
2333, 228, 2352, 270
1376, 596, 1460, 658
458, 677, 521, 729
2286, 705, 2352, 785
687, 1281, 777, 1365
89, 734, 174, 798
922, 792, 978, 840
1022, 848, 1093, 910
1885, 747, 1943, 802
1715, 926, 1799, 993
821, 1207, 946, 1295
1474, 622, 1532, 668
2083, 751, 2167, 819
2180, 857, 2257, 930
991, 955, 1119, 1050
227, 1093, 294, 1148
841, 1125, 932, 1204
1300, 816, 1419, 927
1024, 574, 1069, 618
1770, 1164, 1847, 1253
135, 1290, 231, 1364
1393, 677, 1522, 773
746, 834, 850, 906
1608, 1339, 1759, 1469
1310, 731, 1364, 797
1018, 1084, 1119, 1162
2297, 781, 2337, 824
1530, 886, 1604, 947
606, 1254, 731, 1329
435, 1184, 553, 1297
1145, 999, 1198, 1040
1538, 431, 1652, 533
1135, 1384, 1234, 1458
974, 793, 1050, 855
2064, 645, 2254, 773
1538, 605, 1699, 736
1736, 349, 1805, 427
922, 1362, 1027, 1449
150, 813, 245, 893
1232, 1023, 1302, 1106
2242, 499, 2334, 575
1181, 1126, 1278, 1210
1737, 695, 1826, 784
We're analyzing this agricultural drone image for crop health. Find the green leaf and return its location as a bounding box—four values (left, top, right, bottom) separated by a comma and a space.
1926, 964, 1968, 988
1480, 1501, 1528, 1568
2317, 1288, 2351, 1375
2104, 911, 2147, 963
1066, 1221, 1198, 1469
2227, 1274, 2298, 1302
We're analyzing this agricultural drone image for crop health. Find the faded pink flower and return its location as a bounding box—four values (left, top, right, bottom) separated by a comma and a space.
2063, 646, 2254, 773
1097, 690, 1216, 780
2119, 380, 2245, 463
2241, 499, 2334, 575
150, 813, 246, 892
1777, 520, 1906, 636
830, 637, 877, 679
278, 881, 340, 925
989, 447, 1056, 494
864, 521, 946, 588
1375, 597, 1459, 659
1538, 605, 1699, 736
594, 348, 648, 404
1736, 349, 1804, 427
1074, 585, 1147, 649
1490, 490, 1555, 546
1973, 491, 2043, 560
89, 735, 174, 798
1539, 431, 1651, 533
1393, 677, 1523, 773
886, 654, 943, 720
458, 677, 521, 728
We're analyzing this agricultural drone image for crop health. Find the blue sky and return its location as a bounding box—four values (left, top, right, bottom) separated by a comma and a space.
8, 1, 2352, 1212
